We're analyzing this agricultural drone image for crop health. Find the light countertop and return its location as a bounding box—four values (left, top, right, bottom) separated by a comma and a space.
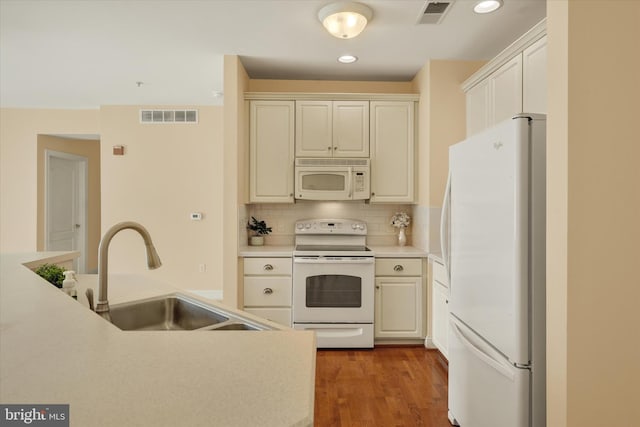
239, 245, 428, 258
0, 252, 315, 427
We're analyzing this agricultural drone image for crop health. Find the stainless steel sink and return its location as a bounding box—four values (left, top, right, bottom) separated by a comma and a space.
208, 323, 261, 331
108, 294, 270, 331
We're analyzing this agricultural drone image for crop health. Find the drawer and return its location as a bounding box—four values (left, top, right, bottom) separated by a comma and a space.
375, 258, 422, 276
244, 257, 292, 276
243, 277, 292, 306
432, 260, 448, 287
243, 308, 291, 328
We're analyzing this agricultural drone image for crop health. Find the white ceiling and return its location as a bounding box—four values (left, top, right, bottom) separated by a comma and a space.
0, 0, 546, 109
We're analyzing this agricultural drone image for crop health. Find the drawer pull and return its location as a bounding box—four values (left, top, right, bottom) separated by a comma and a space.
263, 264, 274, 271
393, 265, 404, 272
263, 288, 274, 295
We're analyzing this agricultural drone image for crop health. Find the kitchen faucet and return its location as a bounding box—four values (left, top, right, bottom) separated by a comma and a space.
94, 221, 162, 320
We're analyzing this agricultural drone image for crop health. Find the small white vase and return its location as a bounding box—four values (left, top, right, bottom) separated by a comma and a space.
249, 235, 265, 246
397, 228, 407, 247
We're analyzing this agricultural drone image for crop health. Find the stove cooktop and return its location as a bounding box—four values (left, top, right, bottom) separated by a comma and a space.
295, 245, 371, 252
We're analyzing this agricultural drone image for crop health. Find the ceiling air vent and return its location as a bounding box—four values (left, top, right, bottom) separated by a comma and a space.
416, 1, 455, 25
139, 109, 198, 124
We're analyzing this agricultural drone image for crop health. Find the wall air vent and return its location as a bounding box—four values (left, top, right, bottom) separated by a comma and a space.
139, 109, 198, 124
416, 1, 455, 25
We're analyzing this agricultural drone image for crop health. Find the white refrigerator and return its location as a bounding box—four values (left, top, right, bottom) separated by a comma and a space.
441, 114, 546, 427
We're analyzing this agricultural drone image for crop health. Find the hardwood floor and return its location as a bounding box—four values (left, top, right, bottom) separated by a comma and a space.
314, 346, 450, 427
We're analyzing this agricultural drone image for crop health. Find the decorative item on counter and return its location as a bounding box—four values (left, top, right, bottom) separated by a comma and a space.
390, 212, 411, 247
62, 270, 78, 299
34, 263, 66, 288
247, 216, 272, 246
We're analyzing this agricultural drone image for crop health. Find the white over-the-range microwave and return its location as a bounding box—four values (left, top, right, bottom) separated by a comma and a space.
294, 158, 370, 201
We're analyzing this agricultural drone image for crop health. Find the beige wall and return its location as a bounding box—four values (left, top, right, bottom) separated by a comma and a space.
411, 60, 484, 207
36, 135, 101, 271
547, 1, 640, 426
0, 109, 100, 252
99, 105, 223, 291
223, 55, 250, 308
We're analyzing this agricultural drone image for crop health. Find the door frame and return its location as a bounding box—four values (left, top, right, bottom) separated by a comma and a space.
44, 150, 88, 273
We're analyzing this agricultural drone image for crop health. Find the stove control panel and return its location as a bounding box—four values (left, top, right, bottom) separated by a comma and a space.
295, 219, 367, 235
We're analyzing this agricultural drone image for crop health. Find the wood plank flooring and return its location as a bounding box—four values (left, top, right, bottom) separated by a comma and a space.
314, 346, 450, 427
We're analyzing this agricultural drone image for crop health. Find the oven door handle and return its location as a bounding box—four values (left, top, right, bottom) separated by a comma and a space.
294, 257, 375, 265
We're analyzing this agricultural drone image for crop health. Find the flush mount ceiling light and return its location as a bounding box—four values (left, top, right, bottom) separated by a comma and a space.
318, 2, 373, 39
338, 55, 358, 64
473, 0, 503, 14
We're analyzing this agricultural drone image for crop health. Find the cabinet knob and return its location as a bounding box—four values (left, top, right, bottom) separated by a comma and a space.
333, 146, 337, 150
263, 287, 273, 295
327, 147, 332, 151
289, 193, 293, 197
263, 264, 274, 271
375, 285, 380, 289
393, 265, 404, 272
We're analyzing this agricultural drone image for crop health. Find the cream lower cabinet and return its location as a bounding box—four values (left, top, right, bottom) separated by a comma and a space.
370, 101, 415, 203
243, 257, 292, 327
431, 259, 449, 358
249, 100, 295, 203
374, 258, 425, 340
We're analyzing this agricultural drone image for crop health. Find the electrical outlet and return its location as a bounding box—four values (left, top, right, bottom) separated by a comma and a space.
198, 264, 206, 273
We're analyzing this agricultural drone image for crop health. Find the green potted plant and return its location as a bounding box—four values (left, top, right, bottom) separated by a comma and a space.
247, 216, 272, 246
34, 263, 66, 288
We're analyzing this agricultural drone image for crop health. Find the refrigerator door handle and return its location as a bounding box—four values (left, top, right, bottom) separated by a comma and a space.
440, 171, 452, 283
451, 318, 515, 381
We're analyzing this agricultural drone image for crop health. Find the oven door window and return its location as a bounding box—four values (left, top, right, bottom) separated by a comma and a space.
305, 275, 361, 307
300, 173, 346, 191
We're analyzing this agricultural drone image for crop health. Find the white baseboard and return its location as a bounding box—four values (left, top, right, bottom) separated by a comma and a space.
424, 337, 437, 349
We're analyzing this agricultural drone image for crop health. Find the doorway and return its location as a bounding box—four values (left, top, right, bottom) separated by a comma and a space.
44, 150, 88, 273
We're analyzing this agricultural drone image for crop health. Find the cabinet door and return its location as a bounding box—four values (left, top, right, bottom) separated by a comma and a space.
523, 36, 547, 114
375, 276, 423, 339
466, 79, 491, 137
370, 101, 415, 203
492, 54, 523, 125
432, 280, 449, 358
295, 100, 333, 157
249, 101, 294, 202
332, 101, 369, 157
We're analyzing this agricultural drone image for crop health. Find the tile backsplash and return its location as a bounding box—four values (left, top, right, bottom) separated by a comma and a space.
241, 201, 416, 247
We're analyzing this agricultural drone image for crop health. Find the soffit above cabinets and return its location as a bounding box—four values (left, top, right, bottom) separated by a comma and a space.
244, 92, 420, 102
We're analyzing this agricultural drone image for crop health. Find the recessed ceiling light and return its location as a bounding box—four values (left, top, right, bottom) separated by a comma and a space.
338, 55, 358, 64
473, 0, 503, 14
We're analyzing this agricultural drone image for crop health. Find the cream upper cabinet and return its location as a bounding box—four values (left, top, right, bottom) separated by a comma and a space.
523, 35, 548, 114
464, 20, 547, 137
492, 54, 523, 124
295, 100, 369, 158
465, 79, 491, 137
370, 101, 415, 203
466, 55, 522, 137
249, 100, 295, 203
374, 258, 425, 340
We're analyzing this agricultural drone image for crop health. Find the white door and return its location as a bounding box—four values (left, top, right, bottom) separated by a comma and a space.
45, 150, 87, 272
448, 314, 530, 427
449, 117, 530, 364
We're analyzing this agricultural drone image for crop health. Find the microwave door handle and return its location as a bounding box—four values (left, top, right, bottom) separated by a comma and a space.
347, 167, 353, 198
